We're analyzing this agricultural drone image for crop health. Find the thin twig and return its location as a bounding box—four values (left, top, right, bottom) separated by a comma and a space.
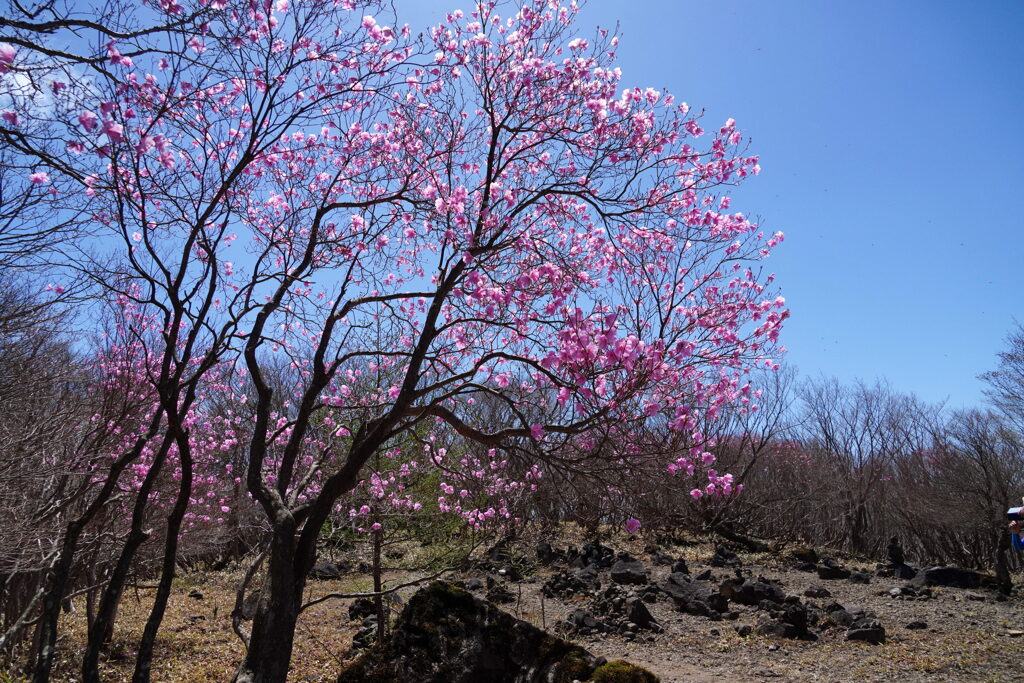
231, 549, 267, 650
298, 566, 455, 614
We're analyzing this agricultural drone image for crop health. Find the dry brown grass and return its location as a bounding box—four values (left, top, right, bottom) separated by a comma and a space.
5, 530, 1024, 682
36, 569, 379, 682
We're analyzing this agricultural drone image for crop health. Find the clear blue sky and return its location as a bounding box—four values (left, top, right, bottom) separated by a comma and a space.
399, 0, 1024, 410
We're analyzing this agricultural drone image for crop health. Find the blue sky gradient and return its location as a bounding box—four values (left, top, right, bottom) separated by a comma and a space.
402, 0, 1024, 409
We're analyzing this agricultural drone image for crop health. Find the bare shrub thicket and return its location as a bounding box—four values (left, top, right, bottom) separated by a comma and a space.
0, 279, 155, 660
521, 354, 1024, 576
602, 371, 1024, 573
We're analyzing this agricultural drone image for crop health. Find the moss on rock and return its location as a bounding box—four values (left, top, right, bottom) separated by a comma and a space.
590, 660, 660, 683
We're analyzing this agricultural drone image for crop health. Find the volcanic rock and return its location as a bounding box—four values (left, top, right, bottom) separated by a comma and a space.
912, 566, 981, 589
719, 577, 786, 606
846, 617, 886, 644
610, 558, 649, 585
338, 583, 659, 683
817, 560, 851, 580
709, 545, 741, 568
570, 541, 615, 569
310, 561, 342, 580
661, 573, 727, 618
349, 597, 377, 621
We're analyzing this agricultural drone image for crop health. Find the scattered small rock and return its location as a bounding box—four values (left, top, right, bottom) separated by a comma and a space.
349, 597, 377, 621
905, 620, 928, 630
570, 541, 615, 569
817, 559, 851, 581
846, 617, 885, 644
848, 571, 872, 584
709, 545, 741, 568
486, 585, 516, 604
893, 563, 918, 580
719, 576, 786, 606
661, 573, 727, 619
610, 557, 649, 585
569, 608, 602, 632
309, 561, 342, 580
649, 549, 676, 566
754, 599, 817, 641
789, 547, 819, 565
626, 598, 657, 630
351, 616, 378, 650
536, 541, 556, 565
542, 568, 595, 599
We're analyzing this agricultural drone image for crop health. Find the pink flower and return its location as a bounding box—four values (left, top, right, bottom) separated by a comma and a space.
1, 111, 18, 126
0, 43, 15, 73
29, 172, 49, 185
690, 488, 703, 500
78, 110, 98, 132
530, 424, 545, 441
624, 518, 641, 535
51, 80, 67, 95
106, 42, 132, 67
102, 119, 123, 143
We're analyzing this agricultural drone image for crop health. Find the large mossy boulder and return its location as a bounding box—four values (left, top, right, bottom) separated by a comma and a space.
338, 582, 659, 683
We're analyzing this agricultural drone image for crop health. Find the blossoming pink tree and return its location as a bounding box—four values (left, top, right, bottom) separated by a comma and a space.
4, 0, 786, 680
222, 3, 785, 679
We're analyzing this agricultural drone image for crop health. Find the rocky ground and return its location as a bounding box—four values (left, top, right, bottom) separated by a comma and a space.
26, 533, 1024, 681
460, 537, 1021, 682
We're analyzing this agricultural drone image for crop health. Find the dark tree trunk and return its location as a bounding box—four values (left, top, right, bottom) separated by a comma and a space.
995, 539, 1013, 594
83, 435, 175, 682
133, 435, 194, 682
33, 413, 165, 682
32, 522, 84, 683
232, 523, 305, 683
373, 528, 384, 640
